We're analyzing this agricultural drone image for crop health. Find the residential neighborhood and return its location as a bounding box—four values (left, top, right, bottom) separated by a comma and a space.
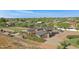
0, 17, 79, 48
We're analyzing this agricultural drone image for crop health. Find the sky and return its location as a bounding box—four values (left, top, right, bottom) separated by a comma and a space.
0, 10, 79, 18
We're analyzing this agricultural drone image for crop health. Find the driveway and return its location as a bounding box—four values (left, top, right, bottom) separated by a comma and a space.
40, 31, 79, 48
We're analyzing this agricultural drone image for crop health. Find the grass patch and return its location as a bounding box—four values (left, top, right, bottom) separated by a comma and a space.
67, 35, 79, 48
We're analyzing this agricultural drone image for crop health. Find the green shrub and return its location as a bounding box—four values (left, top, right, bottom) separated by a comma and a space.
67, 35, 79, 48
58, 40, 71, 49
67, 35, 79, 39
27, 34, 46, 42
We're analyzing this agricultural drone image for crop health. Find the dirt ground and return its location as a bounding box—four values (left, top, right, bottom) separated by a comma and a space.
0, 30, 79, 49
0, 33, 41, 49
0, 34, 21, 49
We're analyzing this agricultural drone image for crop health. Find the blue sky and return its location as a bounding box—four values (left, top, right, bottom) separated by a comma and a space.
0, 10, 79, 18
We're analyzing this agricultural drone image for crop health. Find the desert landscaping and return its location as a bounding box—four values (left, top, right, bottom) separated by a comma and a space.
0, 17, 79, 49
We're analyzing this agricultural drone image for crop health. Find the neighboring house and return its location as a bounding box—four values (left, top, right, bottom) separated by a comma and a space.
6, 22, 15, 27
37, 21, 43, 24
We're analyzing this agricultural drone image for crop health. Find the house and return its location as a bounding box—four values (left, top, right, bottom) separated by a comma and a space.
36, 28, 44, 31
36, 30, 58, 38
26, 27, 59, 39
45, 27, 53, 31
36, 30, 48, 38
